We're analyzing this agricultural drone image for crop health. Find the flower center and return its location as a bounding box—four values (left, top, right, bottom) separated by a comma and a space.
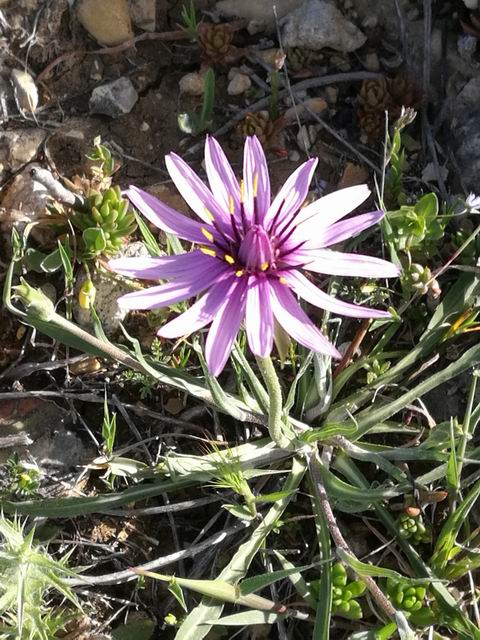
238, 225, 274, 272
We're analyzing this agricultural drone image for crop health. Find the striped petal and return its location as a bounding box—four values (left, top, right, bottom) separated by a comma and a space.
281, 270, 392, 318
127, 186, 206, 244
245, 275, 273, 357
109, 250, 212, 281
264, 158, 318, 231
299, 210, 385, 250
205, 278, 248, 376
296, 184, 371, 229
269, 279, 340, 358
204, 136, 240, 214
116, 260, 230, 310
165, 152, 227, 224
293, 249, 400, 278
158, 275, 238, 338
243, 136, 270, 223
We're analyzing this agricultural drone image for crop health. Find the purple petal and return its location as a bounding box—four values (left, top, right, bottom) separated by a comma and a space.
290, 249, 400, 278
158, 275, 238, 338
165, 152, 227, 224
245, 276, 273, 357
269, 279, 341, 358
264, 158, 318, 231
109, 250, 212, 281
243, 136, 271, 223
301, 210, 385, 249
116, 260, 230, 310
204, 136, 240, 215
205, 278, 248, 376
128, 186, 206, 244
280, 270, 392, 318
296, 184, 371, 230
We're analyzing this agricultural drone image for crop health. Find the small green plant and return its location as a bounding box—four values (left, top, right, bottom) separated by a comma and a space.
384, 107, 416, 209
209, 446, 258, 520
397, 512, 431, 545
87, 137, 116, 180
179, 0, 199, 40
4, 454, 41, 498
0, 516, 80, 639
71, 185, 137, 259
178, 67, 215, 136
101, 393, 117, 459
386, 578, 434, 625
362, 358, 391, 385
330, 563, 366, 620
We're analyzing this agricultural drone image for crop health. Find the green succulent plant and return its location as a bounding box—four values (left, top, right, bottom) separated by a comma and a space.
311, 563, 366, 620
397, 512, 431, 545
386, 578, 435, 625
71, 185, 137, 259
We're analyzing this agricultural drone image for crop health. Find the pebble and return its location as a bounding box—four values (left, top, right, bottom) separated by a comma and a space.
76, 0, 133, 45
0, 130, 46, 181
89, 77, 138, 118
362, 52, 380, 72
140, 121, 150, 132
10, 69, 38, 113
227, 72, 252, 96
216, 0, 302, 31
179, 71, 205, 96
128, 0, 156, 32
288, 149, 300, 162
281, 0, 366, 52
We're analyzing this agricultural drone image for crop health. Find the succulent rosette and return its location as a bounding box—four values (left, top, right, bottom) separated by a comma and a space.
109, 136, 399, 375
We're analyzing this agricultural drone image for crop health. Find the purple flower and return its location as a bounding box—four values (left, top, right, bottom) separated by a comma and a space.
109, 136, 399, 375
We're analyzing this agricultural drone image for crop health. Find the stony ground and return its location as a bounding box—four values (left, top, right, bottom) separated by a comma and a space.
1, 0, 480, 638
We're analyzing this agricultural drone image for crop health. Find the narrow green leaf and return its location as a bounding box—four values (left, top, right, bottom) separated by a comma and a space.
168, 578, 188, 612
240, 562, 319, 596
133, 211, 161, 257
205, 611, 284, 626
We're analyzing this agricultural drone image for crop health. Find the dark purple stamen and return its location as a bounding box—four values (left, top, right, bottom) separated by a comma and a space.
267, 198, 286, 234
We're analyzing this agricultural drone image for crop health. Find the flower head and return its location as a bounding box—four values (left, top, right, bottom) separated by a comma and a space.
109, 136, 399, 375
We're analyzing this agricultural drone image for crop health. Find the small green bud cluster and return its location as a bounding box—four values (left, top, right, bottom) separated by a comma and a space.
331, 563, 366, 620
398, 512, 431, 544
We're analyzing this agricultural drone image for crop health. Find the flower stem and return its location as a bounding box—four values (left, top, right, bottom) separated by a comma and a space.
256, 356, 292, 449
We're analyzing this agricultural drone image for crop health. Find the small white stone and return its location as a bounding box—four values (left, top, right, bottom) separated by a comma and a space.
140, 121, 150, 131
227, 73, 252, 96
362, 52, 380, 72
10, 69, 38, 113
325, 86, 338, 103
362, 15, 378, 29
288, 149, 300, 162
179, 71, 205, 96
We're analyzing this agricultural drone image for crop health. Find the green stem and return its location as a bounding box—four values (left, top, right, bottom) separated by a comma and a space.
256, 356, 292, 449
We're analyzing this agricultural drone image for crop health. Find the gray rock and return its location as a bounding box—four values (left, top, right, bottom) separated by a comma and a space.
129, 0, 156, 31
281, 0, 366, 52
216, 0, 302, 30
0, 129, 46, 181
89, 77, 138, 118
451, 76, 480, 192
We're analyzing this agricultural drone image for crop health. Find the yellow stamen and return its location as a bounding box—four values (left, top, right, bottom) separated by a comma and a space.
229, 195, 235, 215
200, 247, 217, 258
224, 254, 235, 265
235, 269, 244, 277
260, 262, 269, 271
201, 227, 214, 243
204, 207, 215, 221
253, 173, 259, 197
279, 277, 288, 285
240, 179, 245, 203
